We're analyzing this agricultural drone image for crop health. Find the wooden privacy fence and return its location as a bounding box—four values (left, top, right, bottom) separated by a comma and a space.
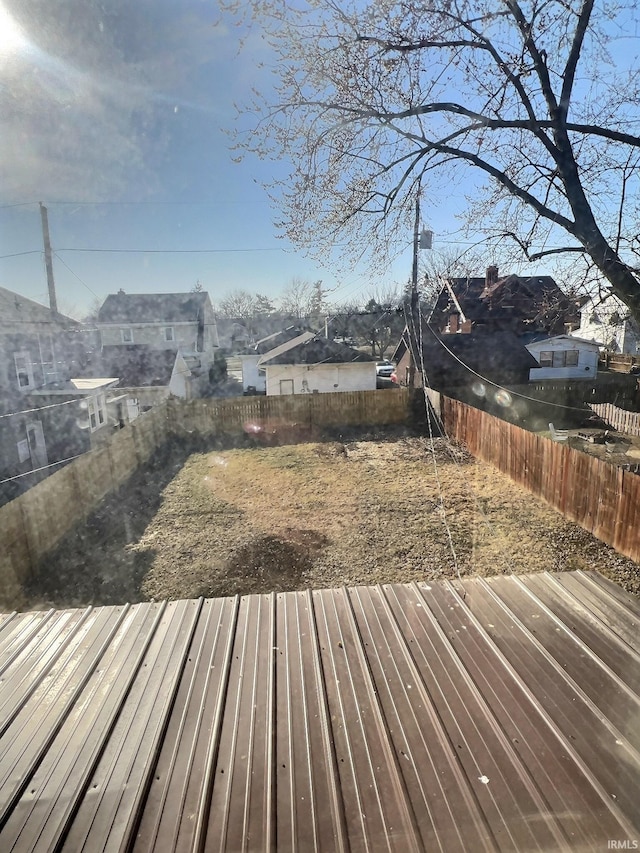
429, 393, 640, 563
0, 389, 413, 607
599, 351, 640, 372
0, 405, 173, 608
590, 402, 640, 437
168, 388, 411, 437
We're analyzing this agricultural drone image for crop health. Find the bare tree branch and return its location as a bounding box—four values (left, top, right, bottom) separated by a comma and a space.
225, 0, 640, 321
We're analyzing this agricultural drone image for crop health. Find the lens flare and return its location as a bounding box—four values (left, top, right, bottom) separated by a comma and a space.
0, 4, 29, 60
494, 389, 512, 408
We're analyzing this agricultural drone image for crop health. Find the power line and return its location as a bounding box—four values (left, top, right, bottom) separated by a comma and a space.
47, 200, 273, 206
0, 397, 79, 420
0, 202, 38, 210
403, 300, 462, 584
413, 301, 525, 580
55, 246, 287, 255
53, 252, 101, 301
0, 250, 42, 260
401, 302, 607, 579
2, 246, 290, 259
0, 452, 91, 486
422, 323, 593, 412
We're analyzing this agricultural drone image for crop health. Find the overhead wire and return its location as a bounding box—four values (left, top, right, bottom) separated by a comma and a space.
53, 246, 288, 254
410, 302, 526, 580
0, 250, 43, 260
0, 452, 92, 486
53, 253, 102, 301
422, 321, 596, 413
403, 299, 462, 585
0, 397, 81, 420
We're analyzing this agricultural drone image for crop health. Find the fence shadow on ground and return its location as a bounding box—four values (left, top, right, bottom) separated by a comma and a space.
24, 442, 193, 608
22, 424, 430, 609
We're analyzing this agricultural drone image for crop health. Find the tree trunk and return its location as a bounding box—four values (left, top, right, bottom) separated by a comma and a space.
571, 217, 640, 324
554, 137, 640, 324
586, 238, 640, 324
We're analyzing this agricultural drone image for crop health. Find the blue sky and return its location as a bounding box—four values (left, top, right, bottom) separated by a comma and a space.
0, 0, 450, 318
5, 1, 631, 320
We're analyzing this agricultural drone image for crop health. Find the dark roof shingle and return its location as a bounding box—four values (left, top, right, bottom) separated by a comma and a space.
87, 345, 178, 387
98, 292, 209, 324
258, 334, 376, 366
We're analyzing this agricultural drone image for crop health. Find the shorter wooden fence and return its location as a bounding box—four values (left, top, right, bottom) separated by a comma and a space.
590, 402, 640, 437
599, 352, 640, 372
167, 388, 410, 437
428, 392, 640, 564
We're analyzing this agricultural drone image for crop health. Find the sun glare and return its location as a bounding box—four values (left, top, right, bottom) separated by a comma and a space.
0, 3, 28, 59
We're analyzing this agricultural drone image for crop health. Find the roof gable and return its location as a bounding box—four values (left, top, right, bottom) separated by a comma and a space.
430, 273, 571, 329
258, 334, 375, 366
98, 292, 210, 324
254, 326, 309, 354
530, 334, 601, 348
0, 286, 78, 327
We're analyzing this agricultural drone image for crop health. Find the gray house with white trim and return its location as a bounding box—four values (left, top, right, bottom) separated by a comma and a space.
97, 291, 219, 396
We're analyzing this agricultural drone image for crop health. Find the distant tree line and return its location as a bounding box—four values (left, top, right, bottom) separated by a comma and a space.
213, 279, 421, 358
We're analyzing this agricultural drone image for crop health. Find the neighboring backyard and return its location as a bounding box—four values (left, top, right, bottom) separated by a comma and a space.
27, 430, 640, 609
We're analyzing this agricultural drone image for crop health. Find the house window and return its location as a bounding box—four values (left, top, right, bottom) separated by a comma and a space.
14, 351, 35, 389
38, 333, 58, 383
120, 328, 133, 343
164, 326, 175, 342
87, 395, 107, 431
539, 349, 579, 368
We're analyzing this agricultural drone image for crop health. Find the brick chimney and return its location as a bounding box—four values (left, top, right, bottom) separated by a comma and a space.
486, 265, 499, 286
448, 312, 459, 333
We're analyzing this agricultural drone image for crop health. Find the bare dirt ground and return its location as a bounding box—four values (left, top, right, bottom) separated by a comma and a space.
29, 430, 639, 608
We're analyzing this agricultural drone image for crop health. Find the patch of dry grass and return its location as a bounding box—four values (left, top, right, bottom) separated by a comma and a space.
137, 436, 639, 601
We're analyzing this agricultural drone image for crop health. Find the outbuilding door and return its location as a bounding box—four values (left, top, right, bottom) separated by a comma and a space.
279, 379, 294, 395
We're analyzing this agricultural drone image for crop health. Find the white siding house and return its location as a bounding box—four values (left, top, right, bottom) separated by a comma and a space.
525, 335, 600, 380
240, 355, 266, 394
265, 362, 376, 396
96, 291, 218, 397
258, 332, 377, 396
573, 295, 640, 354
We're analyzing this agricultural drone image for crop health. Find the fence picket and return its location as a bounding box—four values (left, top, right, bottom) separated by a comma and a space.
590, 402, 640, 437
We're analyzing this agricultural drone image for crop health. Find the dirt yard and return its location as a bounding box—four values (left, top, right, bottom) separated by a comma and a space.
28, 430, 639, 608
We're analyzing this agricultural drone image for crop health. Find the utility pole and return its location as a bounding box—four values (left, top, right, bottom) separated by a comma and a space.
39, 202, 58, 314
408, 194, 421, 388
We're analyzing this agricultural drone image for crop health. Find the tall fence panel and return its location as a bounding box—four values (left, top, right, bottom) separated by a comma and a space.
434, 394, 640, 563
0, 501, 32, 607
0, 406, 171, 608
